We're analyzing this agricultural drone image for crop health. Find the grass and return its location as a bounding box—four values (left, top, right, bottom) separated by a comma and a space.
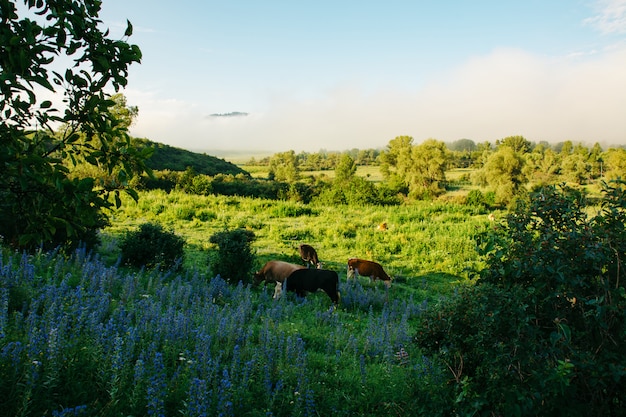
103, 190, 492, 297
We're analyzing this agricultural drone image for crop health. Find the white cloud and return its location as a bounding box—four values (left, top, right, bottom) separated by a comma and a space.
128, 45, 626, 153
584, 0, 626, 34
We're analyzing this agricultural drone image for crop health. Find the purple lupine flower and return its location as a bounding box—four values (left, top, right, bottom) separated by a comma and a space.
186, 377, 210, 417
217, 368, 234, 417
146, 352, 167, 417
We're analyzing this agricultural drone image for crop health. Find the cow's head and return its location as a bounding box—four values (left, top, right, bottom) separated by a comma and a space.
252, 272, 264, 286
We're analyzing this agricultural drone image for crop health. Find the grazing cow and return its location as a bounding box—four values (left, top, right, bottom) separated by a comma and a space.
280, 268, 340, 305
347, 258, 392, 288
376, 222, 387, 231
253, 260, 305, 285
298, 244, 322, 268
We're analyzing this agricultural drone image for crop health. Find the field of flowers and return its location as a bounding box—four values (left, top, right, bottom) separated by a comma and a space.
0, 246, 451, 416
1, 190, 495, 415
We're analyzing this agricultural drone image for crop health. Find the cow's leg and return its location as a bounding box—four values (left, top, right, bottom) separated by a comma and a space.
273, 282, 283, 300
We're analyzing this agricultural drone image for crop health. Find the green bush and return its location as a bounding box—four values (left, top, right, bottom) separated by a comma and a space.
119, 222, 185, 270
466, 189, 486, 207
208, 228, 255, 284
416, 182, 626, 416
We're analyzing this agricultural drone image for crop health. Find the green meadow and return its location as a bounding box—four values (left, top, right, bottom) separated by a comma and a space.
104, 189, 493, 298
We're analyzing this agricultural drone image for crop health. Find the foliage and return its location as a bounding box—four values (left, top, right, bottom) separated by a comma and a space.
496, 135, 532, 153
209, 228, 256, 284
269, 150, 300, 182
119, 222, 185, 270
0, 0, 150, 251
0, 247, 433, 416
465, 189, 488, 208
379, 136, 448, 198
408, 139, 448, 198
474, 146, 528, 205
603, 148, 626, 180
334, 154, 357, 182
416, 182, 626, 416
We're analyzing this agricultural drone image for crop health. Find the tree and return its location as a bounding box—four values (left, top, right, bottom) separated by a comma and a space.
407, 139, 448, 198
603, 148, 626, 180
379, 135, 414, 194
496, 135, 532, 154
479, 146, 527, 205
334, 153, 357, 182
0, 0, 150, 250
268, 150, 299, 182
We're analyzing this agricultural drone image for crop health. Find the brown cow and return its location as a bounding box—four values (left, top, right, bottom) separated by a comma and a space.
347, 258, 392, 288
298, 244, 322, 268
253, 260, 305, 285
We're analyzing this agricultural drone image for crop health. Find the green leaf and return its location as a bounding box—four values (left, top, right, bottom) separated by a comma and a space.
124, 20, 133, 37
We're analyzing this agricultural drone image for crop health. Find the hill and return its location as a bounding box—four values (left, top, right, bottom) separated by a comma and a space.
133, 138, 249, 176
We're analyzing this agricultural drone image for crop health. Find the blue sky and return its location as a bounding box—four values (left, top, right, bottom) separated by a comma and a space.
97, 0, 626, 153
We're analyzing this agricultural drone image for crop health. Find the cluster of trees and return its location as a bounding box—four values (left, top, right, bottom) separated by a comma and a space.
260, 135, 626, 206
247, 148, 381, 171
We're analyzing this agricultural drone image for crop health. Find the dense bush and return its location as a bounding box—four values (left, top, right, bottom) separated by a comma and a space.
415, 182, 626, 416
208, 228, 256, 284
119, 222, 185, 270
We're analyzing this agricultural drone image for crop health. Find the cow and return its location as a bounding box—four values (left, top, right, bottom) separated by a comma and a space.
298, 244, 322, 268
253, 260, 305, 286
376, 222, 388, 231
347, 258, 392, 288
278, 268, 340, 305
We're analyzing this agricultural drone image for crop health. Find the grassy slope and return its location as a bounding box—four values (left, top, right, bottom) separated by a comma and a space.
133, 138, 250, 176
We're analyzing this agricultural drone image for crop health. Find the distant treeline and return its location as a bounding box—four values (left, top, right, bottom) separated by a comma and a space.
136, 135, 626, 208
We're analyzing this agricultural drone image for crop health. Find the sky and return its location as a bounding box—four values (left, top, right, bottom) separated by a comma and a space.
94, 0, 626, 153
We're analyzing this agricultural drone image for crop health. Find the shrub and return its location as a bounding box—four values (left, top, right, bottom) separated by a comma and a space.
208, 228, 255, 284
119, 222, 185, 270
465, 189, 486, 207
415, 182, 626, 416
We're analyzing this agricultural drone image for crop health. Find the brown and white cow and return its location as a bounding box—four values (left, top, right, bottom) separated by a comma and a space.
298, 244, 322, 269
347, 258, 392, 288
253, 260, 305, 286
